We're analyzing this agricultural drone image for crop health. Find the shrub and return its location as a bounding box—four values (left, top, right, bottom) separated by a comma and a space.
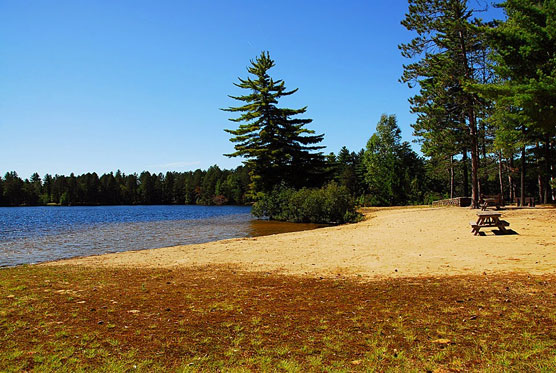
252, 183, 362, 224
423, 192, 446, 205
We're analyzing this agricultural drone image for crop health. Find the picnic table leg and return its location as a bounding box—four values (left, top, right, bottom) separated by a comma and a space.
472, 217, 482, 235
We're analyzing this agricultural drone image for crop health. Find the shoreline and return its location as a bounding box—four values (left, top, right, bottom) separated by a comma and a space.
46, 206, 556, 279
0, 206, 324, 268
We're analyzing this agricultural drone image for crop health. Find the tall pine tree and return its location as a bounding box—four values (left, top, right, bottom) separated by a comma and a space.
477, 0, 556, 203
223, 52, 325, 196
400, 0, 489, 207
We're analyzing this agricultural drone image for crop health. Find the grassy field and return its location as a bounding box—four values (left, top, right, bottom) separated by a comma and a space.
1, 265, 555, 372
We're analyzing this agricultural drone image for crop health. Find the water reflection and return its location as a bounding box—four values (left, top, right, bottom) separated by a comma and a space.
247, 219, 326, 237
0, 209, 324, 267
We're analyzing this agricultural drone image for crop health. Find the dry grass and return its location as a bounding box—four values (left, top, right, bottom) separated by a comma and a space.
1, 265, 555, 372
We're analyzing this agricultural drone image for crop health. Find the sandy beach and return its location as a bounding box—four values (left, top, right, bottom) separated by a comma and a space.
47, 206, 556, 278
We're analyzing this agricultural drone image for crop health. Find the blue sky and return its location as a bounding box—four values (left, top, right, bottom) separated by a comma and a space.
0, 1, 504, 179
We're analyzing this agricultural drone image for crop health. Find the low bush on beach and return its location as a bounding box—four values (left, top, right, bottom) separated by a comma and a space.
251, 182, 362, 224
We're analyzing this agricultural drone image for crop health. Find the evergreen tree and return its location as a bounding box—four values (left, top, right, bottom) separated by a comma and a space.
223, 51, 325, 196
42, 174, 53, 203
477, 0, 556, 203
29, 173, 42, 203
333, 146, 366, 196
3, 172, 24, 206
400, 0, 489, 207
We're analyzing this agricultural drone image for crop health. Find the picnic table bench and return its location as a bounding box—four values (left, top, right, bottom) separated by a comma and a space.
514, 197, 536, 207
480, 194, 503, 210
470, 211, 510, 236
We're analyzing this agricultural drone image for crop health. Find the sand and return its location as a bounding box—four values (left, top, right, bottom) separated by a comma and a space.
47, 206, 556, 278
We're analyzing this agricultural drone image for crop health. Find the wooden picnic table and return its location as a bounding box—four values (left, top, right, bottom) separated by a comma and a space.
480, 194, 503, 210
470, 211, 510, 236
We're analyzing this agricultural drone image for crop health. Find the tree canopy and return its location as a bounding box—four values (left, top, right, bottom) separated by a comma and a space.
363, 114, 425, 206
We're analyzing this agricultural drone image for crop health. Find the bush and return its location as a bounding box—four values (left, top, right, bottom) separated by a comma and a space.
357, 194, 382, 207
252, 183, 362, 224
423, 192, 446, 205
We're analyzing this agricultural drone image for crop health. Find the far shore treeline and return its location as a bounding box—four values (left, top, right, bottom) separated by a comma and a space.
2, 0, 556, 224
0, 167, 251, 207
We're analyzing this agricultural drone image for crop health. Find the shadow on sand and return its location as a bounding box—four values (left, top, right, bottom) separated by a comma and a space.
477, 229, 518, 236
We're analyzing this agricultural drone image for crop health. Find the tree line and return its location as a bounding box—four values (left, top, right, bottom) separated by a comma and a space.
0, 118, 435, 210
400, 0, 555, 207
0, 167, 250, 207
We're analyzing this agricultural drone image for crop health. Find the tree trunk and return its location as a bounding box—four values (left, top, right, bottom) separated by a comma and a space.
456, 25, 480, 209
537, 142, 543, 204
498, 152, 504, 201
520, 144, 526, 207
462, 149, 469, 198
508, 156, 515, 203
469, 109, 480, 209
450, 155, 454, 199
538, 174, 544, 204
545, 136, 552, 203
480, 120, 488, 197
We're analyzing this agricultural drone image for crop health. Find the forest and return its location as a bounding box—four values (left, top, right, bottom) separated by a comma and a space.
1, 0, 555, 219
0, 167, 251, 207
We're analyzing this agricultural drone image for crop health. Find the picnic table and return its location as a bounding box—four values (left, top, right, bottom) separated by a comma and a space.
470, 211, 510, 236
514, 197, 536, 207
480, 194, 503, 210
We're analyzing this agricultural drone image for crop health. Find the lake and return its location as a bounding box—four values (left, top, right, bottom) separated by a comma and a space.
0, 205, 322, 267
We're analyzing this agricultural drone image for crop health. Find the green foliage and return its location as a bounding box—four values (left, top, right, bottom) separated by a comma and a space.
484, 0, 556, 136
223, 51, 325, 195
362, 114, 426, 206
327, 147, 367, 197
473, 0, 556, 203
423, 191, 447, 205
251, 183, 361, 224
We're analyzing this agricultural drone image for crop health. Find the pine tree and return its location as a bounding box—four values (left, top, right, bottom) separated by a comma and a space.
400, 0, 489, 207
223, 52, 325, 196
477, 0, 556, 203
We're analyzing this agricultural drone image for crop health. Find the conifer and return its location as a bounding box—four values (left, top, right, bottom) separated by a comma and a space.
223, 52, 325, 196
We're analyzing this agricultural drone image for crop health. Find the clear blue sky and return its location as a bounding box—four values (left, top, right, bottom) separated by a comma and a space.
0, 1, 504, 179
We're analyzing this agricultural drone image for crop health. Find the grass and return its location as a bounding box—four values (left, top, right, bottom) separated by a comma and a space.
0, 264, 555, 371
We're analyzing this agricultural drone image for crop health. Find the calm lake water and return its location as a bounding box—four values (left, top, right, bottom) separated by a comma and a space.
0, 205, 322, 267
